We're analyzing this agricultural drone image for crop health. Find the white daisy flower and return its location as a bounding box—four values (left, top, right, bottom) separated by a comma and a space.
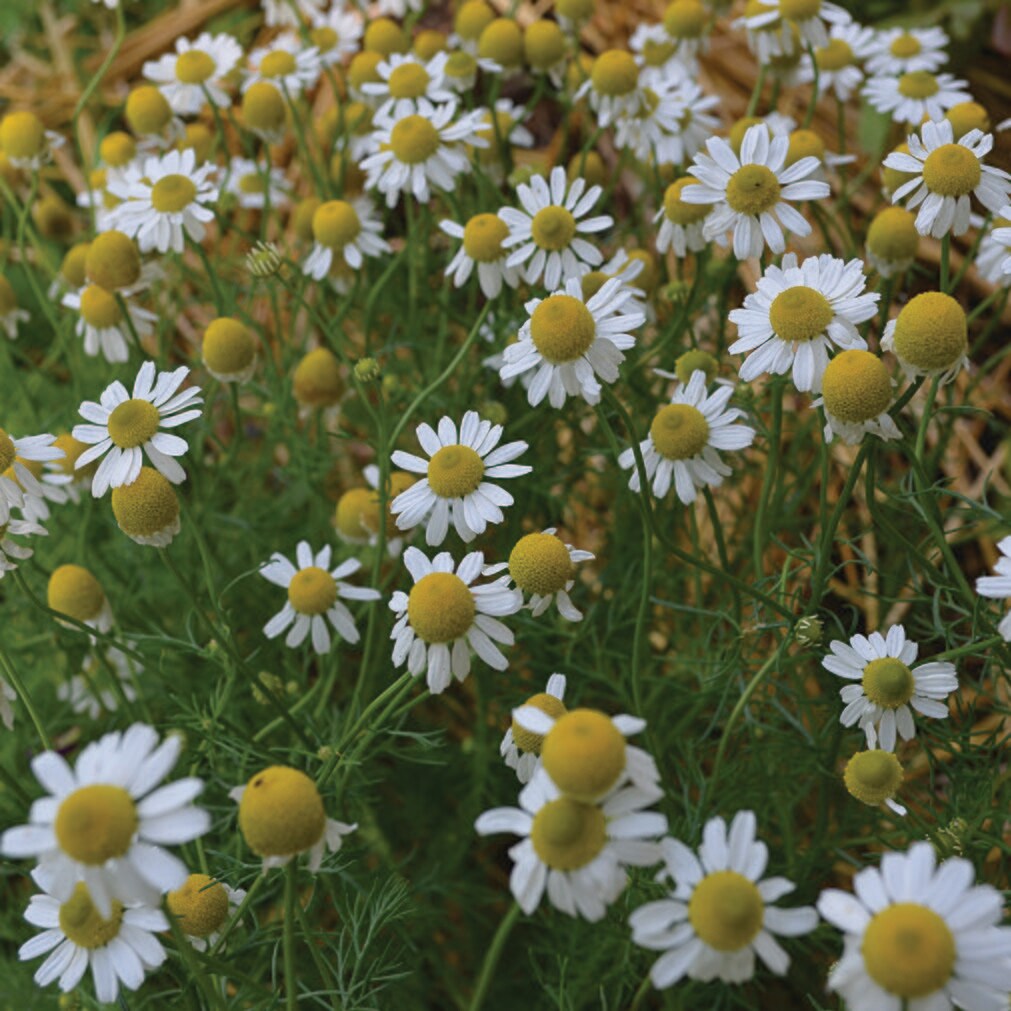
885, 120, 1011, 239
224, 157, 290, 210
106, 148, 218, 254
728, 252, 877, 392
475, 768, 667, 921
0, 724, 210, 917
863, 71, 971, 127
0, 515, 46, 579
630, 24, 694, 88
866, 26, 950, 76
389, 546, 523, 695
259, 542, 380, 654
656, 177, 711, 257
58, 646, 140, 719
499, 673, 567, 784
61, 285, 157, 364
302, 197, 390, 279
0, 429, 61, 523
795, 22, 877, 102
19, 875, 168, 1005
812, 350, 901, 446
682, 124, 830, 261
0, 110, 65, 170
472, 99, 536, 182
244, 35, 322, 96
334, 465, 416, 557
613, 79, 689, 164
498, 166, 613, 288
439, 212, 520, 298
576, 49, 645, 128
307, 6, 363, 66
391, 411, 530, 546
976, 208, 1011, 283
0, 275, 30, 339
72, 360, 203, 497
656, 0, 712, 64
168, 874, 245, 952
735, 4, 799, 64
360, 100, 486, 208
361, 53, 455, 119
260, 0, 325, 26
880, 291, 968, 384
976, 535, 1011, 641
630, 810, 818, 988
499, 276, 644, 409
744, 0, 850, 49
618, 371, 756, 505
822, 624, 959, 750
373, 0, 423, 17
818, 841, 1011, 1010
655, 80, 721, 167
142, 32, 243, 115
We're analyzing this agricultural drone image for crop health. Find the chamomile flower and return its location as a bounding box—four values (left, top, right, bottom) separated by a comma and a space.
728, 252, 877, 392
656, 177, 711, 257
260, 542, 380, 653
111, 467, 181, 547
613, 80, 689, 164
736, 0, 798, 64
142, 33, 242, 115
865, 206, 921, 277
475, 768, 666, 920
224, 157, 290, 210
245, 36, 322, 96
167, 874, 245, 951
361, 101, 486, 207
683, 124, 830, 260
0, 724, 210, 917
389, 547, 523, 694
813, 350, 901, 445
73, 361, 203, 497
19, 877, 168, 1004
881, 291, 968, 383
58, 647, 139, 719
390, 411, 530, 545
796, 22, 877, 102
745, 0, 850, 49
261, 0, 325, 27
47, 564, 113, 634
976, 535, 1011, 641
361, 52, 454, 119
0, 515, 46, 578
618, 371, 755, 505
822, 625, 958, 750
843, 748, 907, 815
659, 80, 722, 166
629, 811, 818, 988
334, 465, 416, 555
308, 6, 364, 66
0, 429, 61, 522
977, 210, 1011, 284
62, 285, 157, 364
439, 213, 520, 298
302, 197, 390, 278
819, 841, 1011, 1009
499, 276, 644, 408
106, 148, 218, 254
866, 26, 950, 76
500, 674, 567, 783
201, 317, 257, 384
577, 49, 643, 127
885, 120, 1011, 238
498, 166, 613, 288
658, 0, 711, 62
864, 71, 971, 127
0, 110, 64, 170
231, 766, 355, 873
0, 275, 29, 338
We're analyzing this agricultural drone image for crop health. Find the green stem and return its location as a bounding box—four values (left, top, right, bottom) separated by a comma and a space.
932, 634, 1005, 662
914, 374, 941, 463
167, 913, 227, 1011
753, 379, 785, 578
940, 233, 950, 293
746, 64, 768, 118
0, 644, 51, 750
628, 975, 652, 1011
284, 860, 299, 1011
467, 902, 521, 1011
802, 43, 819, 129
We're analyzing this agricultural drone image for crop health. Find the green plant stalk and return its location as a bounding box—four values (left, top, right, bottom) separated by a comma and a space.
467, 902, 521, 1011
0, 643, 51, 750
940, 233, 951, 292
802, 43, 819, 129
284, 860, 299, 1011
753, 379, 785, 578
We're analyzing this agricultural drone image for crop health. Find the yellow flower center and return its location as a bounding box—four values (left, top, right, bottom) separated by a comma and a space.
478, 19, 524, 67
509, 532, 574, 595
59, 884, 124, 949
47, 564, 105, 623
728, 116, 767, 154
53, 433, 91, 477
867, 206, 919, 262
844, 749, 904, 807
0, 429, 15, 473
462, 214, 509, 262
313, 200, 362, 248
649, 403, 710, 460
456, 0, 495, 40
79, 285, 123, 329
389, 115, 441, 164
445, 51, 477, 79
898, 71, 939, 99
55, 785, 138, 864
511, 691, 567, 753
642, 38, 677, 66
175, 49, 216, 85
663, 178, 709, 226
945, 101, 990, 140
663, 0, 708, 38
86, 231, 141, 291
293, 348, 342, 407
108, 398, 160, 449
524, 20, 566, 70
150, 174, 197, 213
1, 111, 45, 160
335, 488, 374, 540
891, 291, 967, 372
203, 317, 255, 375
530, 797, 607, 870
863, 903, 956, 998
530, 205, 577, 253
556, 0, 595, 22
725, 163, 781, 216
821, 350, 892, 423
921, 143, 981, 198
529, 294, 595, 364
815, 38, 853, 71
407, 572, 476, 643
99, 131, 136, 168
238, 172, 267, 195
242, 82, 286, 133
364, 17, 409, 56
261, 50, 297, 79
426, 444, 485, 498
310, 26, 339, 53
768, 285, 833, 343
238, 766, 326, 858
580, 270, 608, 300
168, 874, 230, 938
287, 566, 338, 616
785, 128, 826, 168
388, 62, 430, 99
112, 467, 179, 537
890, 33, 922, 58
541, 709, 626, 802
675, 349, 719, 385
689, 871, 765, 951
862, 657, 916, 708
591, 50, 639, 96
779, 0, 820, 18
126, 86, 173, 135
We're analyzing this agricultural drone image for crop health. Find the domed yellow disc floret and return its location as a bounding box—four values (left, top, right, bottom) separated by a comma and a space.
455, 0, 495, 39
663, 0, 708, 38
359, 471, 415, 537
292, 197, 321, 241
867, 206, 919, 264
108, 399, 160, 449
641, 37, 677, 68
180, 123, 213, 163
541, 709, 626, 802
413, 30, 447, 60
479, 19, 524, 67
445, 51, 478, 82
778, 0, 820, 17
568, 150, 607, 188
242, 82, 286, 134
388, 62, 430, 99
125, 85, 173, 135
53, 432, 96, 479
769, 286, 833, 343
59, 884, 124, 949
60, 244, 90, 289
898, 71, 939, 100
785, 129, 825, 168
650, 403, 709, 460
48, 564, 106, 623
530, 294, 596, 364
626, 249, 659, 293
203, 317, 255, 376
0, 429, 16, 475
556, 0, 595, 23
891, 292, 967, 372
407, 572, 476, 643
335, 488, 374, 540
890, 33, 921, 58
0, 276, 17, 317
238, 766, 326, 857
260, 50, 297, 79
0, 111, 46, 160
725, 164, 781, 216
844, 749, 904, 807
509, 532, 573, 596
530, 205, 577, 252
99, 131, 136, 168
389, 115, 440, 164
293, 348, 342, 407
675, 349, 719, 385
815, 37, 853, 70
580, 270, 608, 300
427, 445, 485, 498
512, 691, 567, 753
882, 142, 916, 196
288, 566, 338, 616
313, 200, 361, 248
79, 285, 123, 329
664, 178, 709, 225
591, 50, 638, 96
364, 18, 409, 56
86, 231, 141, 292
462, 214, 509, 262
688, 871, 765, 952
349, 51, 384, 89
151, 174, 197, 214
862, 903, 956, 998
55, 785, 138, 864
727, 117, 766, 155
862, 657, 916, 708
175, 49, 216, 85
111, 466, 180, 538
530, 797, 607, 870
168, 874, 230, 938
944, 101, 990, 140
921, 143, 981, 197
524, 20, 566, 70
821, 350, 892, 423
33, 193, 74, 241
